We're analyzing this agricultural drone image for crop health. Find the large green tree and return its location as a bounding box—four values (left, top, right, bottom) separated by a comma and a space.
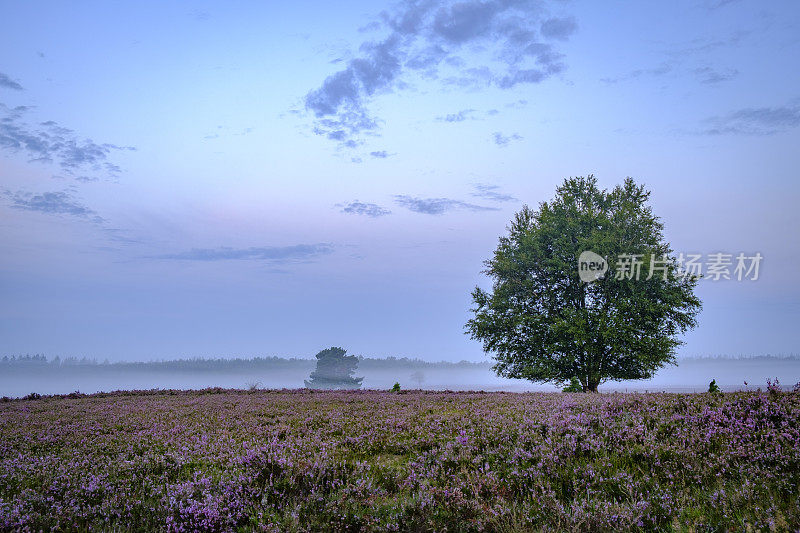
466, 176, 701, 392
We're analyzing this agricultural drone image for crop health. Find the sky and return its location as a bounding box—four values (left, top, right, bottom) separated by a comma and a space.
0, 0, 799, 362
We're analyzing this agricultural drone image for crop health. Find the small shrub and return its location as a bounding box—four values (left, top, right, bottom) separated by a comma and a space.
767, 378, 781, 396
23, 392, 41, 401
391, 382, 401, 392
708, 379, 720, 394
562, 377, 583, 393
246, 380, 262, 391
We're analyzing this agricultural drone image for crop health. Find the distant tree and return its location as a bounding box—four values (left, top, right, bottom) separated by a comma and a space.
410, 370, 425, 386
304, 347, 363, 390
708, 379, 720, 394
391, 382, 401, 392
466, 176, 701, 392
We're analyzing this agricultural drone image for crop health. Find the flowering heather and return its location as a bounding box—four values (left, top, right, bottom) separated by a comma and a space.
1, 389, 798, 531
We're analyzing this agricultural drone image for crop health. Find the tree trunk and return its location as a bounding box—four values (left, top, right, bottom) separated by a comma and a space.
585, 381, 599, 393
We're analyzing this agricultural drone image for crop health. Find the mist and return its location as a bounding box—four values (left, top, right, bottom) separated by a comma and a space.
2, 355, 798, 398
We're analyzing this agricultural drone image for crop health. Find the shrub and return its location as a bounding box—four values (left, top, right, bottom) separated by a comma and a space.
767, 378, 782, 396
563, 377, 583, 392
391, 382, 401, 392
708, 379, 720, 394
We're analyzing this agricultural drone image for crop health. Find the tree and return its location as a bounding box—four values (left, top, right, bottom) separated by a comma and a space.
466, 176, 701, 392
410, 370, 426, 387
304, 347, 363, 390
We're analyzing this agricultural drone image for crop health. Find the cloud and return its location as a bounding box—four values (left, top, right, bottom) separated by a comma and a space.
601, 63, 673, 84
540, 17, 578, 41
492, 131, 522, 146
154, 244, 335, 262
702, 102, 800, 135
471, 183, 516, 202
340, 201, 391, 217
189, 9, 211, 21
0, 72, 23, 91
305, 1, 576, 147
666, 31, 749, 58
369, 150, 390, 158
394, 195, 499, 215
3, 189, 103, 222
705, 0, 740, 9
692, 66, 738, 84
436, 108, 476, 122
0, 103, 134, 178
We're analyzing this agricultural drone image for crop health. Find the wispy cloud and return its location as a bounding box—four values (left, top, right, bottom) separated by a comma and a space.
471, 183, 516, 202
702, 102, 800, 135
340, 201, 391, 217
0, 104, 134, 178
394, 195, 499, 215
692, 66, 738, 84
492, 131, 522, 146
304, 1, 577, 147
705, 0, 741, 9
203, 125, 254, 140
665, 31, 749, 58
369, 150, 390, 158
153, 244, 335, 262
3, 188, 103, 222
601, 63, 673, 84
0, 72, 23, 91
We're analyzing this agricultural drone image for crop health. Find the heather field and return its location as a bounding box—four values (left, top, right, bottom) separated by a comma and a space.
1, 389, 799, 532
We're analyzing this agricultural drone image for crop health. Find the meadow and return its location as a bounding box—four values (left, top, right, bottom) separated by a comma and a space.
1, 387, 798, 531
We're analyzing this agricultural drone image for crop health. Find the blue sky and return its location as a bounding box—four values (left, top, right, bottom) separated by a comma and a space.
1, 0, 799, 361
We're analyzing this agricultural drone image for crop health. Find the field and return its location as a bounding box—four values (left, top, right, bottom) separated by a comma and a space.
1, 388, 798, 532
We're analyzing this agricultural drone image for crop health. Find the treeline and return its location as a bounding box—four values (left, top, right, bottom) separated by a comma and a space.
0, 354, 491, 371
677, 354, 800, 361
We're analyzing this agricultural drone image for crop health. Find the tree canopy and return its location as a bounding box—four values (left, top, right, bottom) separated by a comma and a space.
304, 347, 363, 390
466, 176, 701, 392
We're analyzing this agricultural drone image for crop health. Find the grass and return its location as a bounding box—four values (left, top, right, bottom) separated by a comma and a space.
0, 388, 798, 531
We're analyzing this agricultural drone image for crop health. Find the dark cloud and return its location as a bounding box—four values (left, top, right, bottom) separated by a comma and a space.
305, 0, 576, 147
0, 72, 23, 91
0, 104, 134, 178
540, 17, 578, 41
692, 66, 738, 84
154, 244, 335, 262
492, 131, 522, 146
702, 102, 800, 135
340, 201, 391, 217
394, 195, 499, 215
471, 183, 516, 202
3, 189, 103, 222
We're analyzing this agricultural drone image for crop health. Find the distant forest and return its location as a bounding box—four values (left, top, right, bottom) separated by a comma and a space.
0, 354, 492, 372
